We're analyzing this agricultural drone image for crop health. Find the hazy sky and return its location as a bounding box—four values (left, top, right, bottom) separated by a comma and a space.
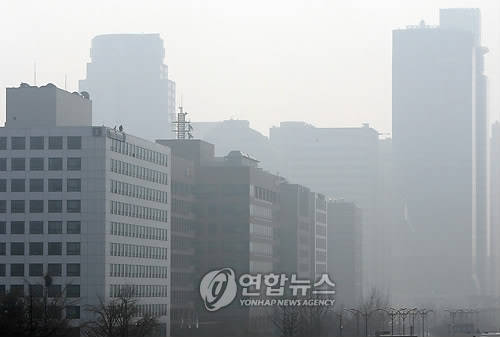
1, 0, 499, 136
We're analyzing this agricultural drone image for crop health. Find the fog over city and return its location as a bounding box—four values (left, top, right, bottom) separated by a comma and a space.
3, 1, 500, 337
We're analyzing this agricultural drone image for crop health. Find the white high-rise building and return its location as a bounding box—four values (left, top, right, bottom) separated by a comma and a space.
1, 83, 171, 335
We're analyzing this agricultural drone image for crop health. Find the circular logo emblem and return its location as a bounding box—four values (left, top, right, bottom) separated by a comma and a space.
199, 268, 237, 312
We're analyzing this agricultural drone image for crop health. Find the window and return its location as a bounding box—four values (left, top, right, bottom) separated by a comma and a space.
30, 158, 44, 171
67, 221, 81, 234
48, 200, 62, 213
67, 157, 81, 171
67, 179, 81, 192
10, 285, 24, 295
48, 221, 62, 234
30, 285, 43, 297
11, 137, 25, 150
11, 200, 25, 213
10, 179, 25, 192
67, 136, 82, 149
66, 242, 80, 255
11, 242, 24, 255
66, 285, 80, 298
0, 137, 6, 150
48, 179, 62, 192
30, 200, 44, 213
48, 136, 63, 149
48, 285, 61, 298
30, 136, 44, 150
67, 200, 81, 213
48, 264, 62, 276
10, 264, 24, 276
29, 242, 43, 255
0, 158, 6, 171
48, 242, 62, 255
0, 264, 5, 276
66, 306, 80, 319
11, 158, 25, 171
29, 264, 43, 276
29, 221, 43, 234
48, 158, 63, 171
30, 179, 44, 192
66, 264, 80, 276
10, 221, 24, 234
0, 200, 5, 213
0, 222, 5, 234
0, 243, 5, 255
0, 179, 5, 192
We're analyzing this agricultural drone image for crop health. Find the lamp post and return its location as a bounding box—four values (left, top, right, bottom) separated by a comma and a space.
418, 309, 434, 337
378, 308, 399, 336
408, 308, 418, 336
397, 308, 410, 336
347, 308, 386, 337
335, 309, 344, 337
345, 309, 361, 337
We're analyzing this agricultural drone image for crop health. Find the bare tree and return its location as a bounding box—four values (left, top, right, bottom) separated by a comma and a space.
271, 304, 302, 337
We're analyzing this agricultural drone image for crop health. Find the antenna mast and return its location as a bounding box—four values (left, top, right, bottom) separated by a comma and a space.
172, 105, 194, 140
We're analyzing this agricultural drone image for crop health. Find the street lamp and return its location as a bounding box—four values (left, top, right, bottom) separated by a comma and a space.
347, 308, 386, 337
418, 309, 434, 337
378, 308, 399, 336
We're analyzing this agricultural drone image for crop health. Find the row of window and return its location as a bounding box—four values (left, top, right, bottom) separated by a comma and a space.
109, 284, 168, 298
1, 263, 80, 277
0, 157, 81, 171
110, 180, 168, 204
110, 242, 167, 260
110, 263, 168, 279
250, 223, 273, 240
254, 186, 277, 203
0, 242, 80, 256
0, 200, 81, 213
110, 138, 168, 166
171, 217, 195, 234
0, 221, 80, 235
110, 200, 168, 223
172, 199, 192, 215
110, 159, 168, 185
136, 303, 168, 317
0, 136, 81, 150
0, 178, 81, 192
110, 221, 167, 241
249, 242, 273, 257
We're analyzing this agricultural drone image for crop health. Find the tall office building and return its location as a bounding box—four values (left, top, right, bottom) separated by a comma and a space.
269, 122, 379, 294
1, 84, 171, 335
79, 34, 176, 141
392, 8, 488, 303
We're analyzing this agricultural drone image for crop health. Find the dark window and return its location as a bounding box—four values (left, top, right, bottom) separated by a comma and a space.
66, 264, 80, 276
30, 285, 43, 297
67, 136, 82, 150
66, 285, 80, 298
11, 137, 25, 150
48, 242, 62, 255
48, 179, 62, 192
48, 158, 63, 171
66, 242, 80, 255
0, 179, 5, 192
10, 285, 24, 296
30, 200, 44, 213
48, 200, 62, 213
66, 305, 80, 319
0, 222, 5, 234
49, 136, 63, 149
67, 179, 81, 192
0, 158, 6, 171
48, 285, 61, 298
0, 285, 5, 296
67, 221, 81, 234
30, 136, 44, 150
30, 158, 44, 171
11, 158, 25, 171
29, 242, 43, 255
10, 242, 24, 255
0, 200, 5, 213
11, 200, 25, 213
29, 221, 43, 234
11, 179, 25, 192
0, 264, 5, 276
29, 263, 43, 276
67, 200, 81, 213
0, 137, 6, 150
48, 264, 62, 276
48, 221, 62, 234
30, 179, 44, 192
67, 157, 81, 171
10, 264, 24, 276
0, 243, 5, 255
10, 221, 24, 234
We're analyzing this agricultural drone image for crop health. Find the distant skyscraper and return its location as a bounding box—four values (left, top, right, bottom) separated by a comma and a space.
79, 34, 176, 140
392, 8, 488, 303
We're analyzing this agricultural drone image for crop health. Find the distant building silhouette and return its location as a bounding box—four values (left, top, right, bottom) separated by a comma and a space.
79, 33, 176, 140
392, 8, 489, 304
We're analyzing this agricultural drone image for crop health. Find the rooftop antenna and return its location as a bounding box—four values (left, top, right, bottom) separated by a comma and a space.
172, 104, 194, 140
33, 61, 37, 86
